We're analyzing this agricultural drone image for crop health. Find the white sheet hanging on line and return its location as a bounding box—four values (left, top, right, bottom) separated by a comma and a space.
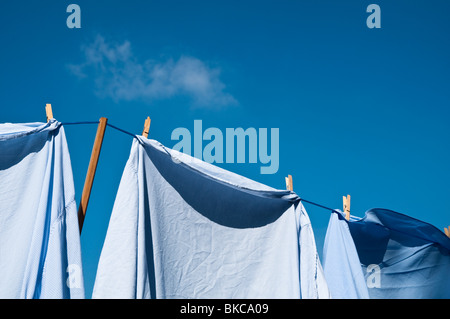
0, 120, 85, 299
93, 138, 329, 299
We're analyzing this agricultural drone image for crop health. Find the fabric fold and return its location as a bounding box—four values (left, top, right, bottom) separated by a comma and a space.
93, 138, 329, 299
0, 119, 85, 299
323, 208, 450, 299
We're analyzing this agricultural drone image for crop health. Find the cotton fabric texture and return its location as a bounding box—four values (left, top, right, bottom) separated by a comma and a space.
323, 209, 450, 299
0, 120, 85, 299
93, 138, 329, 299
323, 212, 369, 299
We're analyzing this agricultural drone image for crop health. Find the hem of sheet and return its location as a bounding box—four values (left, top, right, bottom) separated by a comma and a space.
0, 119, 61, 141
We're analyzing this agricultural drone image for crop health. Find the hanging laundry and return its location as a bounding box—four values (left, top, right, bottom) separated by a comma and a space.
0, 120, 85, 299
92, 138, 330, 299
323, 209, 450, 299
322, 212, 369, 299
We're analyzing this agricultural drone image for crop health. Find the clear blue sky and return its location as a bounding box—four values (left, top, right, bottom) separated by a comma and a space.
1, 1, 449, 298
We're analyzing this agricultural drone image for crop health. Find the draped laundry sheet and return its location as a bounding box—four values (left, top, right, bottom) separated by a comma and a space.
0, 120, 84, 298
323, 209, 450, 299
93, 138, 330, 299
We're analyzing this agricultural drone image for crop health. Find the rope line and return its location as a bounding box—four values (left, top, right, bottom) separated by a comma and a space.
61, 120, 139, 139
61, 121, 100, 126
106, 122, 139, 139
61, 120, 340, 215
300, 198, 340, 214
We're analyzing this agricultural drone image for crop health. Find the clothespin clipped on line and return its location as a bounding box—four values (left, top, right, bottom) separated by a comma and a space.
45, 104, 53, 122
343, 194, 351, 221
445, 226, 450, 238
142, 116, 151, 138
285, 175, 293, 191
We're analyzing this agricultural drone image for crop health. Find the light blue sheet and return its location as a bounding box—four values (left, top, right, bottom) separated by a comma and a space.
323, 212, 369, 299
323, 209, 450, 299
0, 120, 85, 299
93, 138, 329, 299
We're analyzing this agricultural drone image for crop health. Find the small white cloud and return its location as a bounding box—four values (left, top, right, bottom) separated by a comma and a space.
68, 35, 237, 108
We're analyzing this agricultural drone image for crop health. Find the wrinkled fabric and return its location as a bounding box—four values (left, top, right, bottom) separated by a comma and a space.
93, 138, 329, 299
0, 120, 85, 299
323, 211, 369, 299
323, 208, 450, 299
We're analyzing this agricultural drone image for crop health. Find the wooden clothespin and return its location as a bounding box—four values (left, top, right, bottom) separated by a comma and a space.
343, 194, 351, 220
45, 104, 53, 122
285, 175, 293, 191
142, 116, 151, 138
445, 226, 450, 238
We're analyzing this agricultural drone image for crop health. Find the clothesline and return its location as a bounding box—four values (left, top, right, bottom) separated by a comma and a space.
5, 115, 450, 299
300, 199, 340, 214
62, 120, 139, 139
60, 120, 342, 217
